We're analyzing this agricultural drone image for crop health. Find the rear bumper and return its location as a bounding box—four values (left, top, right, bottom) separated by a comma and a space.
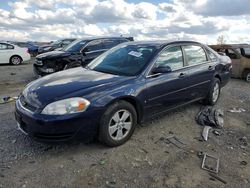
15, 99, 103, 142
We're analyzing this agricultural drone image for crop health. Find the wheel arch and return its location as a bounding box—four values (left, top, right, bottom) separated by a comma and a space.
105, 96, 144, 124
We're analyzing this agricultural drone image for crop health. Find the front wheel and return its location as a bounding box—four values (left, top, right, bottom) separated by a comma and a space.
99, 101, 137, 147
203, 78, 221, 105
245, 72, 250, 82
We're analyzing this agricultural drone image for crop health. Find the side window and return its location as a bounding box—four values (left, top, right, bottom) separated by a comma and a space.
0, 43, 8, 50
183, 45, 207, 66
225, 49, 240, 59
84, 40, 104, 52
7, 44, 14, 49
206, 49, 217, 62
154, 46, 184, 70
103, 40, 119, 49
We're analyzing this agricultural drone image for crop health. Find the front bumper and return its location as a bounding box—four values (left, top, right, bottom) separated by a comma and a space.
33, 64, 55, 77
15, 99, 103, 142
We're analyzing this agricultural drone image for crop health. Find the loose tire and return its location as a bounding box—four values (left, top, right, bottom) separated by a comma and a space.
10, 55, 22, 65
203, 78, 221, 105
99, 101, 137, 147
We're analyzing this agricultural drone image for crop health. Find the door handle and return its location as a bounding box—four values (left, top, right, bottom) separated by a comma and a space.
179, 72, 186, 78
208, 66, 213, 71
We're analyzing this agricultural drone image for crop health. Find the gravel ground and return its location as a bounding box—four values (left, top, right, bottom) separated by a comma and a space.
0, 61, 249, 188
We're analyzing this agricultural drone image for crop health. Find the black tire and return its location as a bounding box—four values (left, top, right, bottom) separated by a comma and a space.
203, 78, 221, 105
99, 101, 137, 147
242, 70, 250, 82
10, 55, 22, 65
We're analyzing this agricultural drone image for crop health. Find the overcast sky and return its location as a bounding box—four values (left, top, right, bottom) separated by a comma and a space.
0, 0, 249, 44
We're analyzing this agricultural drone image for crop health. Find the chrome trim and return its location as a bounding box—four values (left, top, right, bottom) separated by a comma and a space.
18, 99, 34, 114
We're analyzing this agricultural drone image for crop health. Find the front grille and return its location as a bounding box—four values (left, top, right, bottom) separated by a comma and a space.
19, 95, 37, 112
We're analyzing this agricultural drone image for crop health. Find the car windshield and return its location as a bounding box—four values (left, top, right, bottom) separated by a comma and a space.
51, 40, 61, 46
87, 44, 157, 76
242, 48, 250, 58
63, 40, 87, 52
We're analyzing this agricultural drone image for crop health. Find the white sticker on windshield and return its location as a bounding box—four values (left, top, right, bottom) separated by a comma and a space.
128, 51, 143, 58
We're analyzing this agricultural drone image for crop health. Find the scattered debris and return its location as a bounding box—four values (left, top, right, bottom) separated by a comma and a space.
239, 136, 248, 146
201, 153, 219, 173
197, 151, 204, 158
0, 96, 18, 104
158, 134, 186, 149
105, 180, 116, 188
202, 126, 212, 141
227, 107, 246, 113
99, 159, 106, 165
196, 106, 224, 128
10, 72, 16, 75
240, 161, 247, 166
212, 130, 222, 136
209, 173, 227, 184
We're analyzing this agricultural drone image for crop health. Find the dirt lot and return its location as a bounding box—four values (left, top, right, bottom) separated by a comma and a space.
0, 60, 249, 188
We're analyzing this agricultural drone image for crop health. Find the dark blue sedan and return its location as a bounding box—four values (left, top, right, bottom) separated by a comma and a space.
15, 41, 231, 146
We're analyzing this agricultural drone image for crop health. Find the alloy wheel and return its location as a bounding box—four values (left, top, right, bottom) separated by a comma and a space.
212, 82, 220, 103
108, 110, 132, 141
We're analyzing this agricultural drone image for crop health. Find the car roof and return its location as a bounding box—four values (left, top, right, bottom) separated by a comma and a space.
210, 44, 250, 49
119, 40, 204, 48
76, 37, 133, 42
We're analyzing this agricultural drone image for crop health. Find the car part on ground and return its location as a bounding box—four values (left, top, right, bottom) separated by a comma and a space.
210, 44, 250, 82
33, 37, 133, 77
201, 153, 220, 174
196, 106, 224, 128
15, 40, 231, 146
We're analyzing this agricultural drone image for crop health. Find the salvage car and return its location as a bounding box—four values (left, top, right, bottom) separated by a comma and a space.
38, 38, 76, 54
0, 42, 30, 65
210, 44, 250, 82
33, 37, 133, 77
15, 41, 231, 146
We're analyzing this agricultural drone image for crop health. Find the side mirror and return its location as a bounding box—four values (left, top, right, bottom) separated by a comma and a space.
152, 65, 172, 74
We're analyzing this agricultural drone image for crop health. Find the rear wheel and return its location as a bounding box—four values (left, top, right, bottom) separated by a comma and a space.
245, 72, 250, 82
203, 78, 221, 105
99, 101, 137, 147
10, 56, 22, 65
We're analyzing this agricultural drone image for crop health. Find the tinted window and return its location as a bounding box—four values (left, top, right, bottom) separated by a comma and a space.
155, 46, 184, 70
103, 40, 119, 49
63, 40, 87, 52
0, 43, 13, 50
183, 45, 207, 66
225, 49, 240, 59
88, 44, 157, 76
84, 40, 104, 52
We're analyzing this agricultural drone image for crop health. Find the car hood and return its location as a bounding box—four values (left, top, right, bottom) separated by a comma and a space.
22, 68, 131, 108
36, 51, 71, 60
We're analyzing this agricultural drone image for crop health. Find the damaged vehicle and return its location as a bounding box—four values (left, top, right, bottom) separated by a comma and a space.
38, 38, 76, 54
34, 37, 133, 77
210, 44, 250, 82
15, 41, 231, 146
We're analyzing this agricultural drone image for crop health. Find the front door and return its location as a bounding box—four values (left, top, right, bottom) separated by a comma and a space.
145, 45, 190, 117
82, 40, 106, 65
225, 48, 241, 77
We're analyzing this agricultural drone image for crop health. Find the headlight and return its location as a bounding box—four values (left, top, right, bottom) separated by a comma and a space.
41, 97, 90, 115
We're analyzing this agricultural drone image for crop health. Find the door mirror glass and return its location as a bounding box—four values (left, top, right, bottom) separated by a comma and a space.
152, 65, 172, 74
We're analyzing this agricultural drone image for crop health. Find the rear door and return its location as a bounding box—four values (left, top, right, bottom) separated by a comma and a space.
145, 45, 191, 116
82, 40, 106, 65
0, 43, 13, 64
181, 44, 214, 100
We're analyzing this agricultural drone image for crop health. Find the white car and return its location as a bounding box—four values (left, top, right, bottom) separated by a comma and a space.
0, 42, 31, 65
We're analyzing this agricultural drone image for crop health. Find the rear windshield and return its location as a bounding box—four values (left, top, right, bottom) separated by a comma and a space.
242, 48, 250, 58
